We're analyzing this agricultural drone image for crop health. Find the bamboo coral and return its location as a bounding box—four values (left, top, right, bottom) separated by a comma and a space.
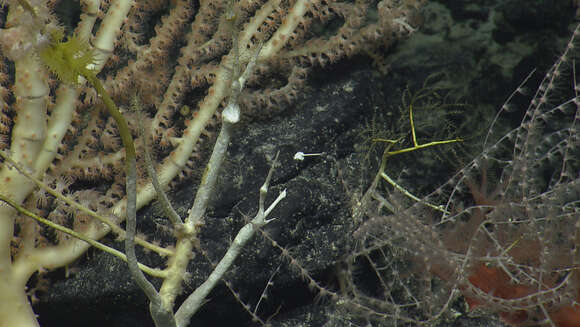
0, 0, 424, 326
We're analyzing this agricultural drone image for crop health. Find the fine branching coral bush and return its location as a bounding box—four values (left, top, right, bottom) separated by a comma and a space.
0, 0, 426, 326
346, 23, 580, 326
358, 72, 467, 166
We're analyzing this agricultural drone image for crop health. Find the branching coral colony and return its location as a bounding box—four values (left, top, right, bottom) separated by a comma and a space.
0, 0, 425, 326
349, 23, 580, 326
